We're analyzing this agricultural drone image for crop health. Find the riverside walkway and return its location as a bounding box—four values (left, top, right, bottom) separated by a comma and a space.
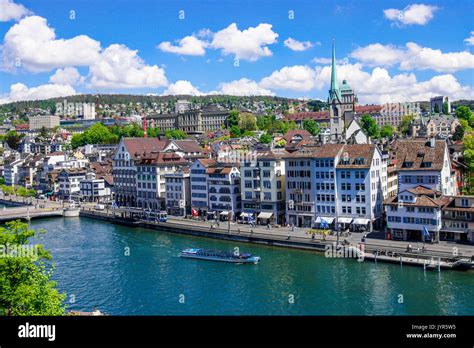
80, 208, 474, 269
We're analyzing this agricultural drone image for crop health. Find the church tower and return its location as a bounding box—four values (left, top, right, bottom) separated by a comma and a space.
329, 40, 344, 141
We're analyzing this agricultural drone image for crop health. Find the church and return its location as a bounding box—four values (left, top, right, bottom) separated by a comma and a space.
328, 40, 364, 143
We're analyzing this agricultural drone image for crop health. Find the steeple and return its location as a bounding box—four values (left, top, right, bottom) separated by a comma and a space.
329, 39, 341, 102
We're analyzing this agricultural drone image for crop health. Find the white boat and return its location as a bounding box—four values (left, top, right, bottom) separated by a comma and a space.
179, 248, 260, 264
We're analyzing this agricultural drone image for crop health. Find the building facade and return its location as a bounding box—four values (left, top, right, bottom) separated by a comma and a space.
29, 115, 60, 130
165, 169, 191, 216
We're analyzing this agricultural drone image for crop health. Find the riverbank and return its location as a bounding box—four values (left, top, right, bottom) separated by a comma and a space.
80, 209, 473, 271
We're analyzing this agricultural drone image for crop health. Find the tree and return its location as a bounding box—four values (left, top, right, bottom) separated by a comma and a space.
360, 114, 380, 138
147, 127, 161, 138
5, 131, 22, 150
229, 126, 241, 138
238, 113, 257, 132
275, 139, 287, 148
456, 106, 474, 126
256, 115, 273, 131
227, 110, 239, 128
442, 102, 449, 115
302, 119, 320, 136
259, 133, 272, 144
0, 178, 5, 185
0, 220, 66, 315
463, 132, 474, 194
433, 103, 439, 113
399, 115, 415, 136
380, 125, 394, 138
452, 125, 464, 141
165, 129, 187, 140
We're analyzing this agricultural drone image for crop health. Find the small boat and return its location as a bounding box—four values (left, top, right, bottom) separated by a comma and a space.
179, 248, 260, 264
450, 259, 473, 271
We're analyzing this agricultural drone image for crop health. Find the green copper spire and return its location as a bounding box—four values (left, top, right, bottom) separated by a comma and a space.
329, 39, 341, 102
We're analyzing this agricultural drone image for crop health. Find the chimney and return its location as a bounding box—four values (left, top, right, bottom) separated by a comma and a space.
429, 137, 435, 148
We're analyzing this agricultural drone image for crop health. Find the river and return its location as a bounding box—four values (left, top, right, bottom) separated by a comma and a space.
27, 216, 474, 315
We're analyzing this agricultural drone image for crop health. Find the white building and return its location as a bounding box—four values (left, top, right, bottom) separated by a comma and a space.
58, 168, 87, 198
4, 156, 24, 186
165, 169, 191, 216
240, 149, 287, 225
190, 158, 216, 215
79, 173, 111, 202
29, 115, 60, 130
285, 143, 387, 231
384, 186, 447, 242
391, 139, 457, 196
207, 162, 241, 221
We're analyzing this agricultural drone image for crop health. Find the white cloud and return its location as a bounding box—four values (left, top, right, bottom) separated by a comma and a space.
0, 82, 76, 104
49, 67, 84, 85
1, 15, 101, 72
350, 42, 474, 72
260, 65, 317, 91
384, 4, 438, 26
217, 78, 274, 96
0, 0, 31, 22
89, 44, 168, 89
162, 80, 202, 96
211, 23, 278, 61
464, 31, 474, 46
284, 38, 313, 51
312, 62, 474, 104
158, 35, 207, 56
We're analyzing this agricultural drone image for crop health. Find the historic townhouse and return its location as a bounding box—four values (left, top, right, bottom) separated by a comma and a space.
390, 139, 457, 196
164, 169, 191, 216
207, 162, 241, 221
189, 158, 216, 215
113, 138, 167, 207
284, 143, 387, 231
240, 149, 287, 225
384, 186, 449, 242
58, 168, 87, 199
335, 144, 387, 232
441, 196, 474, 243
135, 152, 187, 210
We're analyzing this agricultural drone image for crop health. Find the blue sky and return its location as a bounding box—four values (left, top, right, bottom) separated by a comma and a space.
0, 0, 473, 104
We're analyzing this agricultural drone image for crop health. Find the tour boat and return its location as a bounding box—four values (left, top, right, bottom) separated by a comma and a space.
179, 248, 260, 264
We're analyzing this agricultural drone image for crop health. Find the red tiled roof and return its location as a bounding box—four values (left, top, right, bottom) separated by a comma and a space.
354, 105, 383, 114
122, 138, 168, 160
284, 111, 330, 122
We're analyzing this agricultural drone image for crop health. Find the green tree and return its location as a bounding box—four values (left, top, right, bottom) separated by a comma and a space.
456, 106, 474, 126
433, 103, 439, 113
147, 127, 161, 138
380, 125, 394, 138
5, 130, 22, 150
70, 133, 84, 149
238, 113, 257, 132
463, 132, 474, 194
442, 102, 449, 115
360, 114, 380, 138
259, 133, 272, 144
227, 110, 239, 128
452, 125, 464, 141
302, 119, 321, 136
274, 139, 287, 148
229, 125, 241, 138
0, 178, 5, 185
399, 115, 415, 136
0, 220, 66, 315
165, 129, 187, 140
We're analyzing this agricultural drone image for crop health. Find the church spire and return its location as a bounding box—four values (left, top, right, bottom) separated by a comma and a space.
329, 39, 341, 102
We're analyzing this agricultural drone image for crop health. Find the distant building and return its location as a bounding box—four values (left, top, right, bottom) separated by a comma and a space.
58, 168, 87, 198
411, 115, 460, 138
79, 173, 111, 203
430, 96, 450, 114
29, 115, 60, 130
147, 105, 229, 134
175, 100, 192, 114
56, 100, 96, 119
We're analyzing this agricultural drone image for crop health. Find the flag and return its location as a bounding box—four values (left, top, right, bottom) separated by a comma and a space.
423, 226, 431, 240
247, 212, 255, 223
191, 208, 199, 217
320, 218, 329, 229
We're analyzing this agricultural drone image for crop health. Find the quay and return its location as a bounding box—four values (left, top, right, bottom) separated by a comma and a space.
79, 208, 474, 271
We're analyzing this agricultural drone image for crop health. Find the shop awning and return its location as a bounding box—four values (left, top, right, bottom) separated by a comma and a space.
257, 212, 273, 219
315, 216, 335, 224
219, 211, 229, 216
338, 217, 353, 224
353, 218, 370, 225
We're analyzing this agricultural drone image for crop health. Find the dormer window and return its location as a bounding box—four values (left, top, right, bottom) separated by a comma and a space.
403, 161, 413, 168
421, 162, 432, 168
340, 158, 351, 165
354, 157, 365, 165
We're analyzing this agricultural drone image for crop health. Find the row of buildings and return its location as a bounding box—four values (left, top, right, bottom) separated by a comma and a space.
110, 135, 472, 243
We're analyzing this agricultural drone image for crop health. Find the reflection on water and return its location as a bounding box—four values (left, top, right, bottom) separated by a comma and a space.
28, 217, 474, 315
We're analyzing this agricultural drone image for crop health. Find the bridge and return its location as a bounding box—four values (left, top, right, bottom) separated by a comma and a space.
0, 206, 64, 222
